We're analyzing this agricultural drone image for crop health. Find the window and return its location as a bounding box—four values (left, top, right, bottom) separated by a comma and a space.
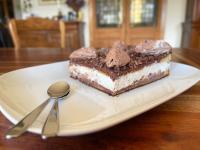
130, 0, 157, 27
96, 0, 122, 27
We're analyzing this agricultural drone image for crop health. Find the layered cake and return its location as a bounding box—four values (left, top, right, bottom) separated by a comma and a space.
69, 40, 172, 96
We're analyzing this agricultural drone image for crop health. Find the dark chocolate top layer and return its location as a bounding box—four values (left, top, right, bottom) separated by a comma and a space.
69, 40, 172, 80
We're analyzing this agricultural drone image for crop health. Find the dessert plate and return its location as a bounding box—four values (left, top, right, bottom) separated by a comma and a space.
0, 62, 200, 136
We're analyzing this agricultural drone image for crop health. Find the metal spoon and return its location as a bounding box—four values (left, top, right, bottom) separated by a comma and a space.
41, 81, 70, 139
5, 81, 70, 139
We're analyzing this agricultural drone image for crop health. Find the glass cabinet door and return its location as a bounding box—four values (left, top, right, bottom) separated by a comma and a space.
130, 0, 157, 27
96, 0, 123, 27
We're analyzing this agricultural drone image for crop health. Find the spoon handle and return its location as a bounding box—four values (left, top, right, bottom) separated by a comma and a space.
5, 98, 50, 139
41, 99, 59, 139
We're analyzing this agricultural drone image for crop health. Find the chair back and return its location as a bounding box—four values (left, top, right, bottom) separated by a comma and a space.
9, 17, 62, 49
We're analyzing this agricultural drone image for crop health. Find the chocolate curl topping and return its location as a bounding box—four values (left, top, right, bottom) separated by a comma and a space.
105, 47, 131, 68
112, 40, 127, 51
135, 40, 172, 55
70, 47, 97, 59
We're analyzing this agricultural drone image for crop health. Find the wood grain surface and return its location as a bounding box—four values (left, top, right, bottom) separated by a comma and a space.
0, 48, 200, 150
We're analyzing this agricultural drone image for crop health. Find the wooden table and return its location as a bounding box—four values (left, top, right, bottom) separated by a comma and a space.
0, 48, 200, 149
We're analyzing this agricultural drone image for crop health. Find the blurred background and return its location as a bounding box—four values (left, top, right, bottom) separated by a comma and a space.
0, 0, 199, 49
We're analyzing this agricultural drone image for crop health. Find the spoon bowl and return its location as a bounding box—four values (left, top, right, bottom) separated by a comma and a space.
48, 81, 70, 98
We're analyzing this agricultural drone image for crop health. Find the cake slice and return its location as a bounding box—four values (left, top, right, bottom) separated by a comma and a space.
69, 40, 172, 96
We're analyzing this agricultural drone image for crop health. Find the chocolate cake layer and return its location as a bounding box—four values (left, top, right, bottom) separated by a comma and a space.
71, 70, 169, 96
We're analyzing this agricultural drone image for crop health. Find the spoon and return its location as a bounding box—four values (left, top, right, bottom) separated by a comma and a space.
5, 81, 70, 139
41, 81, 70, 139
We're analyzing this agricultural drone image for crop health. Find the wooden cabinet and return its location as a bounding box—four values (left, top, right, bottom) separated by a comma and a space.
89, 0, 166, 48
182, 0, 200, 49
61, 21, 84, 50
190, 21, 200, 48
9, 18, 84, 50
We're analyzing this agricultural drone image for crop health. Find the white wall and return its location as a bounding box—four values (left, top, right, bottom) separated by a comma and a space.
17, 0, 186, 47
82, 0, 89, 47
21, 0, 73, 19
164, 0, 187, 47
13, 0, 22, 19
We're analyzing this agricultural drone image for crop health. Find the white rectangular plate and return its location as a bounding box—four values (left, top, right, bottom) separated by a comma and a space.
0, 62, 200, 136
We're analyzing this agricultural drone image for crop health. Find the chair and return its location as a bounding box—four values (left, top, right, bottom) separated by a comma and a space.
8, 17, 63, 50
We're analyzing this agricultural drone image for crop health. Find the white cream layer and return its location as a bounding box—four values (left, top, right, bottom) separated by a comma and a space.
69, 59, 170, 92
